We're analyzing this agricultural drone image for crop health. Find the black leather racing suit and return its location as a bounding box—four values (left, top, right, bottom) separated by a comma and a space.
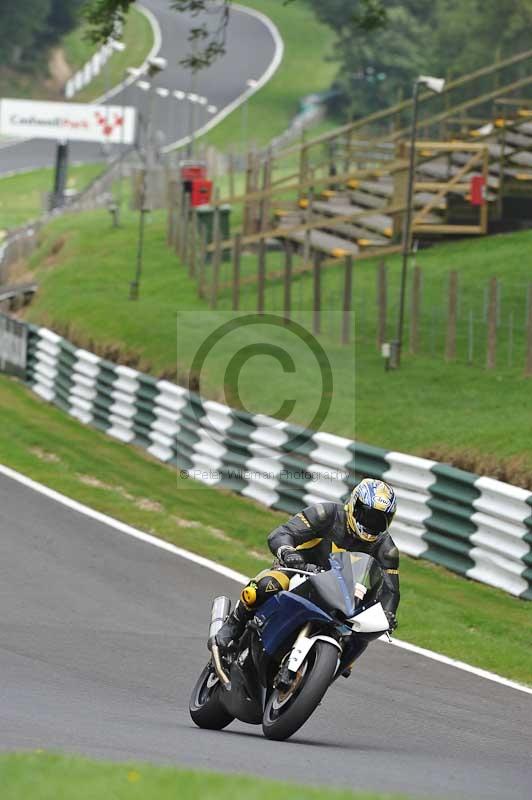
268, 501, 400, 614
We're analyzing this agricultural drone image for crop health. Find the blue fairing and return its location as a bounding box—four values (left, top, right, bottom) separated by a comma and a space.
255, 592, 333, 655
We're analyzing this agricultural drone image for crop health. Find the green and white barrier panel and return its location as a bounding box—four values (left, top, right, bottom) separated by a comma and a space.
2, 317, 530, 600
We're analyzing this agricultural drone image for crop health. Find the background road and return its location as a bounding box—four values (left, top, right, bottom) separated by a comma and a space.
0, 0, 279, 175
1, 471, 531, 799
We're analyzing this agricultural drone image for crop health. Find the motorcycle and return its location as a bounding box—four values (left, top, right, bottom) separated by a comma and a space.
189, 551, 391, 741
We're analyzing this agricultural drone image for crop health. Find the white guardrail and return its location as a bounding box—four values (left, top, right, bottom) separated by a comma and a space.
0, 317, 530, 601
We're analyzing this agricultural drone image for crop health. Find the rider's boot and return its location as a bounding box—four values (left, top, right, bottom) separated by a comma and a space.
338, 639, 369, 678
212, 602, 252, 652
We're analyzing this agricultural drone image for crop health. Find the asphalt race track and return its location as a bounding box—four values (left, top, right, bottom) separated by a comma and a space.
1, 471, 531, 799
0, 0, 279, 175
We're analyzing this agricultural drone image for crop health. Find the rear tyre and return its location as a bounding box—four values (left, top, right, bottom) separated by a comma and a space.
189, 663, 235, 730
262, 641, 338, 741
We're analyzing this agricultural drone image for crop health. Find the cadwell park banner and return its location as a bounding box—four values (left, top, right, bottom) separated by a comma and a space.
0, 316, 530, 601
0, 98, 136, 144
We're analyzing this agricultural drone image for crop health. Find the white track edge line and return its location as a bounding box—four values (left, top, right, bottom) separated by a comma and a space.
161, 2, 284, 154
1, 460, 531, 697
92, 3, 162, 105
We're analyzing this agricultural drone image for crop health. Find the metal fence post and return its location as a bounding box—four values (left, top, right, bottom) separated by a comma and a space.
486, 277, 498, 369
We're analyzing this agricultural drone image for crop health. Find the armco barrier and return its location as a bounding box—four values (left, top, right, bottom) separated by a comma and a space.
1, 317, 530, 600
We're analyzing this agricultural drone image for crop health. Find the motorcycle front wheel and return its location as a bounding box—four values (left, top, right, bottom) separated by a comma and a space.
189, 662, 235, 730
262, 640, 338, 741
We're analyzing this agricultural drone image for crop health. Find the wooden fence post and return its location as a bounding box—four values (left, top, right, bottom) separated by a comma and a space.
409, 265, 421, 355
312, 251, 322, 335
210, 197, 222, 309
243, 150, 254, 236
525, 283, 532, 377
180, 194, 190, 266
445, 270, 458, 361
283, 242, 293, 324
257, 237, 266, 314
260, 148, 273, 232
188, 206, 197, 278
486, 277, 498, 369
377, 260, 387, 349
166, 179, 178, 247
232, 233, 241, 311
198, 226, 207, 299
342, 255, 353, 345
174, 183, 183, 256
298, 132, 308, 197
228, 148, 235, 199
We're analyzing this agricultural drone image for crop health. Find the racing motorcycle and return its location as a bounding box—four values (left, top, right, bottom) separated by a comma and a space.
189, 552, 391, 741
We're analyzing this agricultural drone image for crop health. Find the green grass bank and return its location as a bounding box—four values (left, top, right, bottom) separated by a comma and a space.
0, 753, 410, 800
1, 375, 530, 684
0, 164, 103, 230
20, 206, 532, 487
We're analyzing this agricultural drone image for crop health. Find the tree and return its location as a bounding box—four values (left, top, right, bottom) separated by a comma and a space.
84, 0, 230, 70
83, 0, 387, 71
310, 1, 432, 118
0, 0, 52, 66
0, 0, 84, 68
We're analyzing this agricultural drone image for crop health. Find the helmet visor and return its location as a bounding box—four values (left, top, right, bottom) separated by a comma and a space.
354, 503, 393, 535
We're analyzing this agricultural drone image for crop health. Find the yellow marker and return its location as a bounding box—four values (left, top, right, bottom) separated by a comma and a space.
331, 247, 348, 258
298, 198, 309, 209
383, 226, 393, 238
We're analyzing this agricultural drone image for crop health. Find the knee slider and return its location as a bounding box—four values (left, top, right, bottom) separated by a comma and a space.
241, 581, 258, 608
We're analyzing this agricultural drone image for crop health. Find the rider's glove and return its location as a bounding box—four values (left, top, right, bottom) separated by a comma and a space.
277, 546, 306, 571
385, 610, 398, 632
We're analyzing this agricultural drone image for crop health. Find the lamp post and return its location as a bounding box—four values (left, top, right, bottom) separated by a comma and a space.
395, 74, 445, 365
130, 57, 167, 300
242, 78, 258, 154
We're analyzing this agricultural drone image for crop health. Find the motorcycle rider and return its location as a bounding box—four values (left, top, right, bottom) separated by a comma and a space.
214, 478, 400, 672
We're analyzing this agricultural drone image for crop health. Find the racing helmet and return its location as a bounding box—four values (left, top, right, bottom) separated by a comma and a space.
345, 478, 397, 543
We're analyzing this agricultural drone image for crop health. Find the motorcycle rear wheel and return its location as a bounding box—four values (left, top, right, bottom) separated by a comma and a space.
189, 662, 235, 730
262, 640, 338, 741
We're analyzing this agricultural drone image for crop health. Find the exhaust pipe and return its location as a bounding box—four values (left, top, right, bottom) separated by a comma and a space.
209, 596, 231, 641
208, 596, 231, 688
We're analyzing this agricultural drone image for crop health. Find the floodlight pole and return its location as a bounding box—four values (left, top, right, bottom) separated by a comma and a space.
396, 80, 421, 366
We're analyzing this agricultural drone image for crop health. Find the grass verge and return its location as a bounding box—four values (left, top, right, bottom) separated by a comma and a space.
0, 164, 104, 230
20, 207, 532, 486
0, 753, 408, 800
1, 374, 530, 684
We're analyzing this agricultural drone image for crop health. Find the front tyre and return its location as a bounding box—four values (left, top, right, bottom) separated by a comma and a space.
189, 663, 234, 730
262, 641, 338, 741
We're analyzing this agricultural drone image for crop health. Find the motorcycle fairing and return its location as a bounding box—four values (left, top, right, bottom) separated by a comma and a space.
255, 592, 333, 655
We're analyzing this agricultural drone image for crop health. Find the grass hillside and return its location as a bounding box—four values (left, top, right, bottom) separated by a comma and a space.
0, 164, 103, 229
18, 205, 532, 487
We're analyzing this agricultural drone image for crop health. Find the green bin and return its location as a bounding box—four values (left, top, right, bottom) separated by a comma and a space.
196, 204, 232, 263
